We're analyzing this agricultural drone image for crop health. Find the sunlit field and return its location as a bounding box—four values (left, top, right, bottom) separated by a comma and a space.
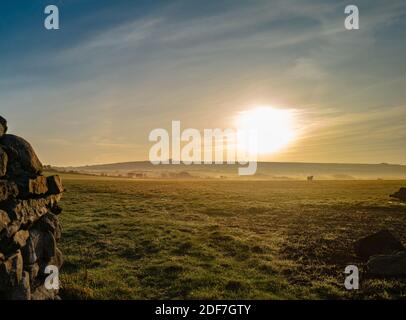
57, 174, 406, 300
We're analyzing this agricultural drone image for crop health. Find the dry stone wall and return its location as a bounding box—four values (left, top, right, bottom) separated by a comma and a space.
0, 116, 64, 300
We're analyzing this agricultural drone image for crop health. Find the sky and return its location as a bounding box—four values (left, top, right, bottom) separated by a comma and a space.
1, 0, 406, 166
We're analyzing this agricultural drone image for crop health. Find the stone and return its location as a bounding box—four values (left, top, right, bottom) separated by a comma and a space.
21, 234, 38, 265
367, 251, 406, 277
0, 210, 11, 232
0, 230, 29, 255
10, 271, 31, 300
390, 187, 406, 201
25, 263, 39, 283
2, 194, 62, 238
31, 284, 57, 300
40, 231, 57, 262
0, 250, 23, 288
50, 204, 62, 215
29, 176, 48, 195
17, 175, 48, 197
0, 147, 7, 177
24, 229, 56, 274
0, 116, 7, 137
36, 212, 61, 241
13, 230, 29, 248
47, 175, 64, 195
355, 229, 404, 260
49, 247, 64, 270
0, 180, 19, 202
0, 134, 43, 177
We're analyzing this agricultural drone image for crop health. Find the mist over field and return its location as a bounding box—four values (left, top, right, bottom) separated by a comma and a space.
57, 161, 406, 180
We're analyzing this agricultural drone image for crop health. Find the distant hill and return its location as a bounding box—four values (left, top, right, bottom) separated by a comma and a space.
54, 161, 406, 180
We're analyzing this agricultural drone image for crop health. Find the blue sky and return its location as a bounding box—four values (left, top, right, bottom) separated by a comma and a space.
1, 0, 406, 165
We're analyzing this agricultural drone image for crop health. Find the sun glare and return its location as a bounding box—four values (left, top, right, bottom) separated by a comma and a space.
236, 107, 297, 155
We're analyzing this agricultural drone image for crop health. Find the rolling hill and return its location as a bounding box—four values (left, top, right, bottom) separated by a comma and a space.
54, 161, 406, 180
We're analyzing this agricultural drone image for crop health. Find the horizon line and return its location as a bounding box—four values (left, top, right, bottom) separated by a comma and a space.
49, 160, 406, 168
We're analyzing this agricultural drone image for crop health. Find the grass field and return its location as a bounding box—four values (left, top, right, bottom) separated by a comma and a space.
56, 174, 406, 300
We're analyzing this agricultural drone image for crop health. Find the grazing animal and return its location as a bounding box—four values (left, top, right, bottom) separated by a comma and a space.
307, 176, 314, 181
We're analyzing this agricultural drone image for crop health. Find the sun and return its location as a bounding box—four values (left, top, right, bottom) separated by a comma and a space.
236, 107, 297, 155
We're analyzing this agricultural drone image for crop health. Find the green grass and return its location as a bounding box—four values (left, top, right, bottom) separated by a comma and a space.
55, 175, 406, 300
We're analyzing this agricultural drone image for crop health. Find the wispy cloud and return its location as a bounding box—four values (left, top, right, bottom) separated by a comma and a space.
2, 0, 406, 165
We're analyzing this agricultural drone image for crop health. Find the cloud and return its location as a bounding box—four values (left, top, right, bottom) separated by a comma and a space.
2, 0, 406, 165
